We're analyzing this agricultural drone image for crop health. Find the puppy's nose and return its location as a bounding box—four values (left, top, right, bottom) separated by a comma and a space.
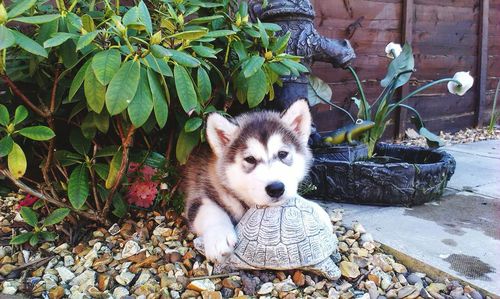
265, 181, 285, 198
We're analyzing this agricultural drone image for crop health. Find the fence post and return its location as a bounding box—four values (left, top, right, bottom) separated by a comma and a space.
396, 0, 414, 139
476, 0, 489, 127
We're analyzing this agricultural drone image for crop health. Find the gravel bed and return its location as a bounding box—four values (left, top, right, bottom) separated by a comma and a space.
396, 127, 500, 147
0, 194, 491, 299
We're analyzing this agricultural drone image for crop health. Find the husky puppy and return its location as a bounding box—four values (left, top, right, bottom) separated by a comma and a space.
182, 100, 332, 262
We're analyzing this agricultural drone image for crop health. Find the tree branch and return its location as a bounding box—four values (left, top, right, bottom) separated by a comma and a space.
42, 68, 61, 200
1, 75, 49, 118
101, 123, 136, 217
0, 168, 106, 225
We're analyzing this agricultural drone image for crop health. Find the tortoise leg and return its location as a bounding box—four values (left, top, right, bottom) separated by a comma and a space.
304, 258, 341, 280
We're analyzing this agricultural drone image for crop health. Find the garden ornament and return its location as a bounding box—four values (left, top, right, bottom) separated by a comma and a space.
322, 119, 376, 145
195, 196, 342, 280
250, 0, 356, 110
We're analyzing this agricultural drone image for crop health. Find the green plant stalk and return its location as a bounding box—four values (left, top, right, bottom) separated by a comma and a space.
347, 66, 369, 120
488, 79, 500, 133
385, 78, 461, 119
390, 103, 425, 128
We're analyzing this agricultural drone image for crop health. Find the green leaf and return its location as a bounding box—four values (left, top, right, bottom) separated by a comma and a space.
257, 20, 269, 49
247, 68, 267, 108
70, 129, 90, 156
20, 206, 38, 227
147, 69, 168, 128
69, 59, 91, 101
191, 45, 217, 59
43, 32, 77, 48
94, 163, 109, 180
94, 111, 109, 133
150, 45, 173, 58
122, 7, 145, 31
232, 40, 247, 60
260, 22, 282, 31
81, 14, 95, 32
76, 31, 98, 51
381, 43, 414, 89
128, 69, 153, 127
271, 32, 291, 53
68, 164, 89, 209
0, 136, 14, 157
184, 117, 202, 132
10, 232, 33, 245
7, 0, 37, 18
67, 12, 83, 31
106, 60, 140, 115
43, 208, 70, 226
112, 193, 128, 218
281, 59, 309, 73
18, 126, 55, 141
54, 150, 82, 166
11, 14, 60, 24
105, 149, 122, 189
8, 143, 27, 179
29, 233, 39, 246
197, 67, 211, 103
170, 49, 200, 67
13, 105, 28, 125
307, 75, 332, 107
12, 31, 48, 57
39, 231, 57, 241
80, 113, 96, 139
187, 15, 223, 24
143, 54, 172, 77
243, 56, 265, 78
174, 65, 198, 114
36, 18, 59, 44
0, 26, 15, 50
137, 1, 152, 34
0, 104, 9, 126
84, 63, 106, 113
419, 127, 445, 148
205, 30, 236, 38
268, 62, 291, 76
92, 49, 121, 85
168, 29, 208, 40
176, 129, 199, 165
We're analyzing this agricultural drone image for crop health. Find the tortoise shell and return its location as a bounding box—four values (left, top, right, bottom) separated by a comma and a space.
233, 197, 337, 269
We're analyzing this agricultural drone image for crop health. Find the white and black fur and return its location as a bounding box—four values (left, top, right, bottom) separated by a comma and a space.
182, 100, 332, 262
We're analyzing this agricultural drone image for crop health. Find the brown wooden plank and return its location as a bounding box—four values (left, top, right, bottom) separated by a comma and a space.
476, 0, 489, 126
396, 0, 414, 139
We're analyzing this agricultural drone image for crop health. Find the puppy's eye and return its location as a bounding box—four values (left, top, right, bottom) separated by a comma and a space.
278, 151, 289, 159
244, 156, 257, 164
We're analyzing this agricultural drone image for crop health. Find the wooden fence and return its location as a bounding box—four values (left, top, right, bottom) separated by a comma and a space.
310, 0, 499, 138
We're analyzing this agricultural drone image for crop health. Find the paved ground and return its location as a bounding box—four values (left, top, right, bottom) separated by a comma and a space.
316, 140, 500, 295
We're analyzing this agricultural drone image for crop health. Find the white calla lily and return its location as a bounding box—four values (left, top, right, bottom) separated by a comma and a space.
447, 71, 474, 96
385, 42, 402, 59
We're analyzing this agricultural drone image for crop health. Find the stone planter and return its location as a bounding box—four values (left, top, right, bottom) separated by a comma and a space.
306, 143, 456, 206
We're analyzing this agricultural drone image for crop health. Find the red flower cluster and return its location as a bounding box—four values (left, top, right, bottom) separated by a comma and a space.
126, 162, 159, 208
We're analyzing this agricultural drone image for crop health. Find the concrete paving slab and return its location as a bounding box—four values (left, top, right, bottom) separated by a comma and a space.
444, 141, 500, 195
316, 140, 500, 295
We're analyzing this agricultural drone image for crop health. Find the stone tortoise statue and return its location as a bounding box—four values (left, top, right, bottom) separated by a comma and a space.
195, 196, 341, 280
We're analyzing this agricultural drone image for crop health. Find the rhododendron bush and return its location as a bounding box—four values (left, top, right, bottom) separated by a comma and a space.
0, 0, 308, 242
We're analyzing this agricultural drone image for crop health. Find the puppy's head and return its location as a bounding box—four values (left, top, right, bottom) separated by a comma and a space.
206, 100, 312, 207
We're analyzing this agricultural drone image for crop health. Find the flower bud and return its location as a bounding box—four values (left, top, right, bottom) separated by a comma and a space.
264, 51, 273, 60
151, 31, 162, 45
385, 42, 402, 59
447, 71, 474, 96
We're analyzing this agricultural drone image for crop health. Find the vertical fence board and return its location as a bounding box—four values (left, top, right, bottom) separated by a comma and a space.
395, 0, 414, 139
476, 0, 489, 127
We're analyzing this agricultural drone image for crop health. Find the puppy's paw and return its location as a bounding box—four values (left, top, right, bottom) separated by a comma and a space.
203, 225, 237, 263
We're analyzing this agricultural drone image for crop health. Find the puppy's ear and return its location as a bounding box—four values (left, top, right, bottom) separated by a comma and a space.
206, 113, 238, 156
280, 99, 312, 144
